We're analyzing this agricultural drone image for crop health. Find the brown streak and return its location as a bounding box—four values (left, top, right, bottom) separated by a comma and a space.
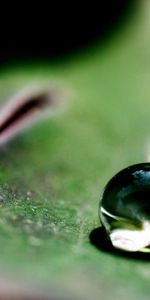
0, 92, 52, 134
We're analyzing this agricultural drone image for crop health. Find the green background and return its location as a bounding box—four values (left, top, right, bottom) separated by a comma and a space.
0, 2, 150, 299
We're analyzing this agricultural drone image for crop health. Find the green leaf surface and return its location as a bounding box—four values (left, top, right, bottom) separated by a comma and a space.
0, 3, 150, 299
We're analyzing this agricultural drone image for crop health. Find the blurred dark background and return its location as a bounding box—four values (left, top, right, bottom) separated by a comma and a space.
0, 0, 137, 64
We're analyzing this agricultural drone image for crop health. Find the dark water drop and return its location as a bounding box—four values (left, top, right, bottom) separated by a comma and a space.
99, 163, 150, 252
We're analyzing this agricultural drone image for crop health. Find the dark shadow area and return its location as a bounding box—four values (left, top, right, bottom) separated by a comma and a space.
0, 0, 138, 65
90, 227, 150, 261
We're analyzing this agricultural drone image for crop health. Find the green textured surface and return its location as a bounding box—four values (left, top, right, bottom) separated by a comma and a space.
0, 3, 150, 299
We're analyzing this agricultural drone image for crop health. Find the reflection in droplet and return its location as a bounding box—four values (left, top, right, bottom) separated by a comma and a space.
99, 163, 150, 252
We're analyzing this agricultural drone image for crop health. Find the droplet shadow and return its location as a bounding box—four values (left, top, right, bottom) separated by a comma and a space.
89, 227, 150, 261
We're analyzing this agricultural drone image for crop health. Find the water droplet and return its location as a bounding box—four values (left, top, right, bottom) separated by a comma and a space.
99, 163, 150, 252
